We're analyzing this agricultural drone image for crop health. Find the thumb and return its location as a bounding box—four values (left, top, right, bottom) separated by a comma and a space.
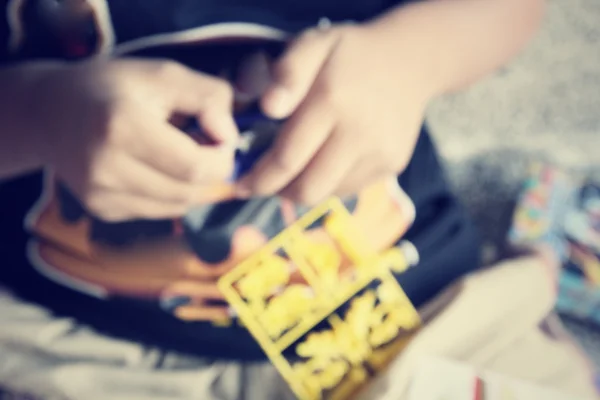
262, 27, 340, 119
156, 62, 239, 146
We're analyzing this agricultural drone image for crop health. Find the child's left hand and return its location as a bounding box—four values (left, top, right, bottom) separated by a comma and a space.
236, 23, 436, 204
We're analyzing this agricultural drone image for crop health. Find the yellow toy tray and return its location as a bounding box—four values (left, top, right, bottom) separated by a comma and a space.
218, 197, 421, 400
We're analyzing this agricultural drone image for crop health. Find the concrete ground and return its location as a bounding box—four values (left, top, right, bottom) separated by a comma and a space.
426, 0, 600, 366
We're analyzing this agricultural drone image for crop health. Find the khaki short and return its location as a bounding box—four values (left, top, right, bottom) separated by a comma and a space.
0, 255, 597, 400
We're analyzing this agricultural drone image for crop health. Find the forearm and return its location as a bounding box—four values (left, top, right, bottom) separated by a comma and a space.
0, 64, 50, 179
367, 0, 545, 98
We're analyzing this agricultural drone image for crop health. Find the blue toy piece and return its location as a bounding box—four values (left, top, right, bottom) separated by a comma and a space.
184, 110, 279, 181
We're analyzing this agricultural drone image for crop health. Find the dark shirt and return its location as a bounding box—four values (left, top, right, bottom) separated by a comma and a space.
0, 0, 480, 361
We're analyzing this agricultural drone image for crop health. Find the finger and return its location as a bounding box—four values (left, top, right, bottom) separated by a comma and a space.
103, 153, 236, 205
185, 259, 236, 280
196, 102, 239, 148
174, 306, 230, 322
235, 51, 273, 102
97, 152, 207, 204
333, 156, 393, 198
193, 181, 237, 204
130, 120, 235, 183
162, 281, 225, 301
86, 191, 193, 222
157, 62, 238, 145
280, 130, 357, 205
236, 96, 335, 196
262, 28, 340, 119
280, 198, 298, 226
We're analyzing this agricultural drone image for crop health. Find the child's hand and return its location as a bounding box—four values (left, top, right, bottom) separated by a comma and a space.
33, 59, 238, 221
237, 24, 435, 204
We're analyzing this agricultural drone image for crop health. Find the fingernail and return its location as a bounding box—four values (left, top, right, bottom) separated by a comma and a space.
388, 180, 416, 225
160, 295, 192, 314
398, 240, 420, 268
399, 190, 416, 225
195, 183, 237, 205
265, 87, 290, 118
214, 117, 239, 147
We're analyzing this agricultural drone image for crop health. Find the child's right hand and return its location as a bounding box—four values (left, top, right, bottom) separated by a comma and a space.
31, 59, 239, 222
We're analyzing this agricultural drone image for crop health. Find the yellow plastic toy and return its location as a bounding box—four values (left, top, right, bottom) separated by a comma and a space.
218, 197, 421, 400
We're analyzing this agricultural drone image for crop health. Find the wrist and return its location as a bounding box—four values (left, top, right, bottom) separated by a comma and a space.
361, 3, 454, 102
